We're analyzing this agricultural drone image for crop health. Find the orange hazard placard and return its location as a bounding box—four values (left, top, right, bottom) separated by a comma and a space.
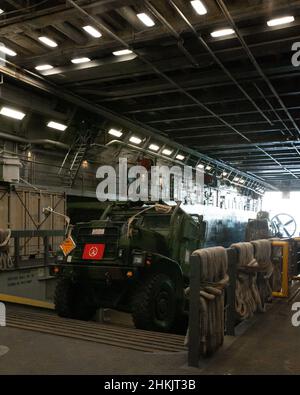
59, 236, 76, 256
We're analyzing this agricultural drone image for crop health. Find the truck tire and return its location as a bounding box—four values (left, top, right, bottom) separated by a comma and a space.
131, 273, 177, 332
54, 278, 96, 321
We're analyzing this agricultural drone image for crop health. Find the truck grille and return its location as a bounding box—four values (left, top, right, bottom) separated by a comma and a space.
73, 226, 119, 260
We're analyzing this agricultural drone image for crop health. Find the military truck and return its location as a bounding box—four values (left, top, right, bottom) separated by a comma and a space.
53, 202, 206, 332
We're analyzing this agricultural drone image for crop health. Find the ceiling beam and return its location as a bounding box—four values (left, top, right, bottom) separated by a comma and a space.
5, 0, 23, 10
52, 22, 88, 45
145, 106, 300, 124
0, 83, 67, 120
0, 1, 135, 33
201, 141, 300, 151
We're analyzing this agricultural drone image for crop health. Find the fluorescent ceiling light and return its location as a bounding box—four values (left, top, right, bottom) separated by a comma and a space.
197, 163, 204, 169
0, 106, 25, 120
239, 179, 245, 184
191, 0, 207, 15
149, 144, 160, 151
233, 177, 240, 182
0, 45, 17, 57
0, 9, 4, 14
83, 25, 102, 38
176, 154, 185, 161
35, 64, 53, 71
47, 121, 67, 131
267, 16, 294, 27
205, 165, 212, 171
129, 136, 142, 145
211, 28, 235, 38
222, 171, 228, 177
113, 49, 133, 56
162, 149, 172, 156
71, 57, 91, 64
38, 36, 58, 48
137, 13, 155, 27
108, 128, 123, 138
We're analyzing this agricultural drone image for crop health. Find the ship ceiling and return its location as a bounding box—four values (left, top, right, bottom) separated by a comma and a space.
0, 0, 300, 190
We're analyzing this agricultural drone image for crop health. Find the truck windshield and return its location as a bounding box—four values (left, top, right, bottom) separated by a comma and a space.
141, 215, 171, 230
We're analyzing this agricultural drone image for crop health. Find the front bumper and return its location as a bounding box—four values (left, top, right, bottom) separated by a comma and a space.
51, 263, 140, 282
51, 263, 141, 310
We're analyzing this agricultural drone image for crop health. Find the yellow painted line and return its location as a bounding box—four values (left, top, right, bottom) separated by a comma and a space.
0, 294, 54, 310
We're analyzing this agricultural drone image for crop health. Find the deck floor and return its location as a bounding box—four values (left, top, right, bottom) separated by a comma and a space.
0, 291, 299, 375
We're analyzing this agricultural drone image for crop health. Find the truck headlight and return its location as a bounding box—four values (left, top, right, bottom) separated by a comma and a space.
56, 255, 64, 264
132, 254, 144, 266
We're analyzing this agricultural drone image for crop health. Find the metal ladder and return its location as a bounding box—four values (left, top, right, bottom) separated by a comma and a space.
58, 128, 98, 188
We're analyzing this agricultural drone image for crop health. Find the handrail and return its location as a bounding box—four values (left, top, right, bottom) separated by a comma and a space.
8, 230, 65, 268
11, 230, 65, 238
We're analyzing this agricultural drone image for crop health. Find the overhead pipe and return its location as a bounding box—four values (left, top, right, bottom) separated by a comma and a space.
104, 140, 191, 165
0, 84, 68, 121
28, 139, 69, 149
105, 140, 265, 195
105, 140, 277, 195
0, 130, 69, 149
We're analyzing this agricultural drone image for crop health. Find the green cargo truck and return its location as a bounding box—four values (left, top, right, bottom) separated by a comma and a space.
53, 202, 206, 332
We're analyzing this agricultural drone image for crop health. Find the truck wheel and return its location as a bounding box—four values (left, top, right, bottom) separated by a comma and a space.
131, 273, 176, 332
54, 278, 96, 321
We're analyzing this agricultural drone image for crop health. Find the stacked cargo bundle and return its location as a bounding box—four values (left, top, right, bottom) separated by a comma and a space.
185, 246, 229, 356
251, 240, 274, 304
231, 240, 273, 320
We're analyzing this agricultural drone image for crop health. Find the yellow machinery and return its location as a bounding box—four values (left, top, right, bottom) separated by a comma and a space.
272, 238, 300, 298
